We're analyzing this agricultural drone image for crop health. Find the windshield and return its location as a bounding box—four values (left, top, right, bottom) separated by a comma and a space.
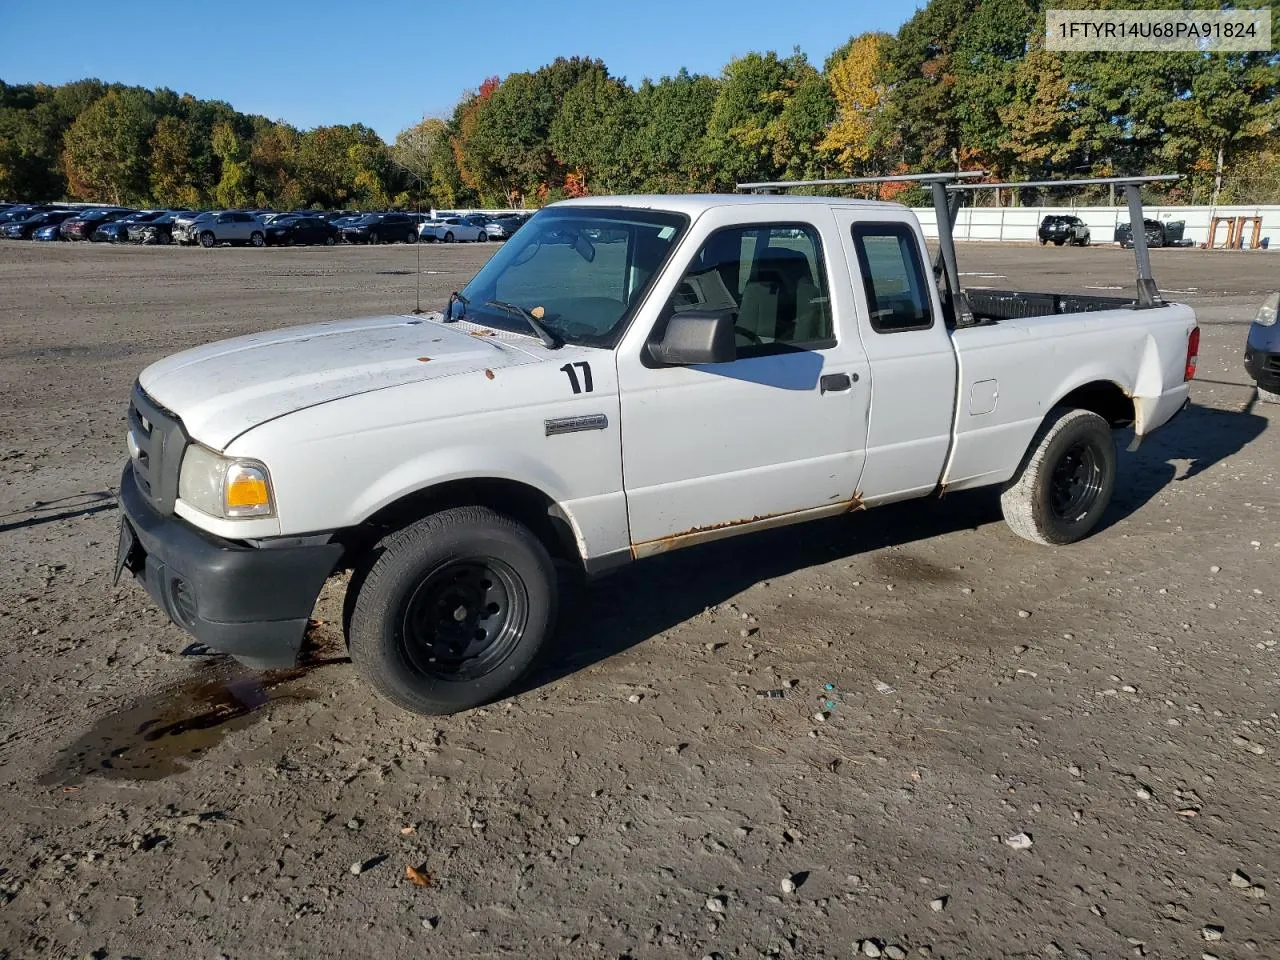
457, 207, 687, 348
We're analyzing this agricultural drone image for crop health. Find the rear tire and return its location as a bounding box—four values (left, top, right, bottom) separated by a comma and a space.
1001, 407, 1116, 546
347, 506, 558, 715
250, 231, 265, 247
407, 230, 417, 244
443, 231, 454, 243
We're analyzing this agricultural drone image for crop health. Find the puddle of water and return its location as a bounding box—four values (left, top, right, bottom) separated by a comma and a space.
40, 648, 345, 787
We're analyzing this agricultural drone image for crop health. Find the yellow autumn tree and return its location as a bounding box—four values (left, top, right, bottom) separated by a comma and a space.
821, 33, 889, 173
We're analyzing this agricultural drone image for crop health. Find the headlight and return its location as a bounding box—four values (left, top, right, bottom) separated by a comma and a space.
1256, 291, 1278, 328
178, 444, 275, 519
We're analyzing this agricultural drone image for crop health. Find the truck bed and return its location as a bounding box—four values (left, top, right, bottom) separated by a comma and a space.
966, 288, 1142, 323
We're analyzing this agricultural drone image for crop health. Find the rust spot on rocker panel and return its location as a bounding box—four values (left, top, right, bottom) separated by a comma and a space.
484, 368, 495, 380
469, 328, 496, 337
632, 490, 864, 558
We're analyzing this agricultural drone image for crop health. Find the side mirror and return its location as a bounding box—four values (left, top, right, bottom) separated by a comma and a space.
649, 310, 737, 365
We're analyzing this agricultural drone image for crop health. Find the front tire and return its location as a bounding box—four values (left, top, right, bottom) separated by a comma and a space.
200, 231, 216, 248
1258, 386, 1280, 404
1000, 407, 1116, 545
347, 506, 558, 715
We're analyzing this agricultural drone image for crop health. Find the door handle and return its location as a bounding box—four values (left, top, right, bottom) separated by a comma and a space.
820, 373, 853, 394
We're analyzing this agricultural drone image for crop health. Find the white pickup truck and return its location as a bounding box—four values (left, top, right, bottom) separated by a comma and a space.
116, 179, 1198, 714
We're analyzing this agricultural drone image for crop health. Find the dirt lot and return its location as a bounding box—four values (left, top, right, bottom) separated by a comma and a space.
0, 239, 1276, 960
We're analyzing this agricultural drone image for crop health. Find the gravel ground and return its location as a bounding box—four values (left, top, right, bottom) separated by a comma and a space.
0, 239, 1276, 960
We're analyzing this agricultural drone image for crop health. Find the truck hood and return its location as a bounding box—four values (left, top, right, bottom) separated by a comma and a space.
139, 314, 541, 449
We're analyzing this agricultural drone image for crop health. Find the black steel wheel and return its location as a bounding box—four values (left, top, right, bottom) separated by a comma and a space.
400, 558, 527, 681
1049, 439, 1104, 522
1001, 407, 1116, 545
347, 506, 558, 715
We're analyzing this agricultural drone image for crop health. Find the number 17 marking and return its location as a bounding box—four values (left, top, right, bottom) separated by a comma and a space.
560, 361, 593, 394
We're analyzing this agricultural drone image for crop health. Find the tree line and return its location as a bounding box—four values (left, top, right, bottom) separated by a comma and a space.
2, 0, 1277, 211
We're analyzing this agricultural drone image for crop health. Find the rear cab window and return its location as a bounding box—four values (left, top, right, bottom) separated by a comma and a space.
849, 222, 934, 333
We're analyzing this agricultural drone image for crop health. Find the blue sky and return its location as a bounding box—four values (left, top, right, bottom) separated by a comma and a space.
0, 0, 921, 140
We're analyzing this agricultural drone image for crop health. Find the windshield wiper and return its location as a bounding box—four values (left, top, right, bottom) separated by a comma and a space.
483, 299, 562, 349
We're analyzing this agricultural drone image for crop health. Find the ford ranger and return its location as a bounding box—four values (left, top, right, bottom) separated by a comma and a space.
115, 174, 1199, 715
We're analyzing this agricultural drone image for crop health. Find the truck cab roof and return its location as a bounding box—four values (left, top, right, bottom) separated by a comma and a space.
553, 194, 908, 215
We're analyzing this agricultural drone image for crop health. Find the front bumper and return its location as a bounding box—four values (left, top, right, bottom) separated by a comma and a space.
116, 464, 343, 669
1245, 347, 1280, 392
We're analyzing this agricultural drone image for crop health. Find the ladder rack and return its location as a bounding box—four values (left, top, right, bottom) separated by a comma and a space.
736, 172, 1183, 321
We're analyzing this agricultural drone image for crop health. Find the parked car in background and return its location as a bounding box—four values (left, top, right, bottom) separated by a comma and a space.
420, 214, 490, 243
93, 210, 165, 242
1115, 218, 1186, 248
61, 207, 134, 241
32, 221, 64, 241
3, 208, 76, 239
0, 203, 57, 225
173, 211, 216, 245
189, 211, 266, 248
1038, 214, 1090, 246
265, 215, 339, 246
1244, 291, 1280, 404
339, 212, 418, 244
128, 212, 180, 245
481, 215, 528, 240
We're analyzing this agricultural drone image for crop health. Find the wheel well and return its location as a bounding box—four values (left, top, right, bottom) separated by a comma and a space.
1055, 381, 1134, 427
340, 478, 582, 572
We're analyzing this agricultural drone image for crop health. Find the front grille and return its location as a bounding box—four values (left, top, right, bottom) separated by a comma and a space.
128, 382, 187, 515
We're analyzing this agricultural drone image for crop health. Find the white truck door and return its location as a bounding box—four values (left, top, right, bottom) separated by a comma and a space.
616, 206, 871, 555
831, 210, 959, 505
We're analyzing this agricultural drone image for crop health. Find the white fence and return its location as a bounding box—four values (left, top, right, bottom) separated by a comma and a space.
912, 204, 1280, 250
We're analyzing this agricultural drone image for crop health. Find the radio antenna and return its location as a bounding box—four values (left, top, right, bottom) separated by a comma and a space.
414, 191, 423, 314
390, 155, 428, 314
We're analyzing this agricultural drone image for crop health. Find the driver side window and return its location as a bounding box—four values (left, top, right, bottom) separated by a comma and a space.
666, 224, 834, 355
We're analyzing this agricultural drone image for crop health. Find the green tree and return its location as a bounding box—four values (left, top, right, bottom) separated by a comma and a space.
61, 89, 155, 203
149, 115, 203, 207
211, 121, 252, 208
549, 71, 632, 193
250, 122, 303, 208
703, 50, 817, 187
624, 70, 721, 192
465, 58, 607, 203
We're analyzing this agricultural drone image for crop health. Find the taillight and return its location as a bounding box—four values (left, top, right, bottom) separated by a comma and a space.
1185, 326, 1200, 381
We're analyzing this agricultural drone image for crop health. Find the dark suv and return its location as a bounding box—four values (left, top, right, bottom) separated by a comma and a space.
1115, 218, 1185, 249
340, 212, 418, 244
1038, 215, 1090, 246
